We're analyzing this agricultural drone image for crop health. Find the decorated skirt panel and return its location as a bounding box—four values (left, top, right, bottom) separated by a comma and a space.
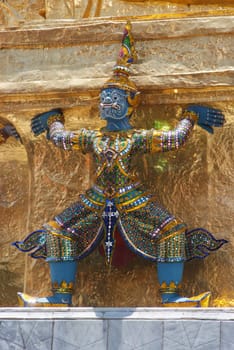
44, 221, 104, 262
54, 201, 101, 229
12, 200, 227, 263
78, 184, 150, 213
118, 201, 187, 262
49, 203, 104, 260
12, 203, 104, 261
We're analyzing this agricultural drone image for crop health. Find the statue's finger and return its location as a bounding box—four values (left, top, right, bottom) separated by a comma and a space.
31, 116, 40, 124
209, 110, 225, 118
32, 125, 43, 131
213, 121, 224, 127
31, 121, 40, 129
32, 122, 44, 130
208, 108, 224, 115
205, 118, 224, 126
206, 115, 225, 123
32, 127, 43, 135
11, 130, 19, 137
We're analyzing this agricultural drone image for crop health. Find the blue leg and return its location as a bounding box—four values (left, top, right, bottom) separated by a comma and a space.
18, 260, 77, 307
157, 262, 211, 307
157, 262, 183, 303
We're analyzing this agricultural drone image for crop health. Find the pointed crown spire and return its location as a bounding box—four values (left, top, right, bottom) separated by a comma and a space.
103, 21, 139, 96
115, 20, 137, 73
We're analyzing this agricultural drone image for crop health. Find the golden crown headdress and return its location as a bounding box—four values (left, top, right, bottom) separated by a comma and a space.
103, 21, 140, 110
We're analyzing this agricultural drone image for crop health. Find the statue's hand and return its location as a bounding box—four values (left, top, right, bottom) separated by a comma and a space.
187, 105, 225, 134
0, 123, 22, 143
31, 108, 64, 136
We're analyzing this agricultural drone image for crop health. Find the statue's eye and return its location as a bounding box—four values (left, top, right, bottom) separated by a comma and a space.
113, 95, 118, 100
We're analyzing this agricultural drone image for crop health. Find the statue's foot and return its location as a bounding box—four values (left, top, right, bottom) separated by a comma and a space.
162, 291, 211, 307
17, 292, 71, 307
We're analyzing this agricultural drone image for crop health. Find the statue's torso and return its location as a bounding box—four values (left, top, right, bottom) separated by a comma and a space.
94, 133, 134, 186
80, 131, 150, 212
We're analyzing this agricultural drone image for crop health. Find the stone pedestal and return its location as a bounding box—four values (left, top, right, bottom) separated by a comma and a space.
0, 308, 233, 349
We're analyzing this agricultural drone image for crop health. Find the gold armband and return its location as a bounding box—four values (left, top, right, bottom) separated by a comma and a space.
151, 130, 162, 153
47, 113, 65, 127
181, 110, 198, 123
69, 134, 82, 151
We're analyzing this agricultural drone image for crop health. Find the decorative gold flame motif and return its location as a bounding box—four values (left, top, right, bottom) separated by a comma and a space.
159, 281, 182, 294
52, 281, 74, 293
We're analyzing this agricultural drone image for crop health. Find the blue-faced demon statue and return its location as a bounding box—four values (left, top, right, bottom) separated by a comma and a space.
13, 22, 227, 307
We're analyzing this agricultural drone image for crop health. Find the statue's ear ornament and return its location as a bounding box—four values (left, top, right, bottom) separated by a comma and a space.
103, 21, 140, 111
127, 91, 140, 109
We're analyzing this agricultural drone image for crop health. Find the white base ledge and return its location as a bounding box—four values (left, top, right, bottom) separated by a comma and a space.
0, 308, 233, 349
0, 307, 234, 320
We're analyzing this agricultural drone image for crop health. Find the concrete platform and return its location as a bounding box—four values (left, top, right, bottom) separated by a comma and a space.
0, 308, 233, 349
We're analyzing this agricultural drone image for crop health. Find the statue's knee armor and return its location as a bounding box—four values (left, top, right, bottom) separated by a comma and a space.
156, 222, 186, 262
46, 221, 79, 261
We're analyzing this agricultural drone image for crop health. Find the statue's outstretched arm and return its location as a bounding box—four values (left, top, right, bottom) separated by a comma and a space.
186, 105, 225, 134
31, 109, 97, 152
150, 105, 225, 153
0, 121, 22, 144
31, 108, 64, 138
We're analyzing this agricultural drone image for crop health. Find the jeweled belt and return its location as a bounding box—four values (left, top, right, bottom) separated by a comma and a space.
93, 182, 141, 198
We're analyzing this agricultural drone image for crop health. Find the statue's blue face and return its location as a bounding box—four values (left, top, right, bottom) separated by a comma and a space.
100, 88, 129, 120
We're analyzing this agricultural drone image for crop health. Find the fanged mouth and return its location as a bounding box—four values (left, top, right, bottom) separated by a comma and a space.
100, 102, 120, 110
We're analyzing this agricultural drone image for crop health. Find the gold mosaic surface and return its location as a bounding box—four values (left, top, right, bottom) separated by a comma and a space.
0, 0, 234, 27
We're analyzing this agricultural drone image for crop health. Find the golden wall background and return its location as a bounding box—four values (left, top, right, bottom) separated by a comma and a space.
1, 0, 234, 26
0, 1, 233, 306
